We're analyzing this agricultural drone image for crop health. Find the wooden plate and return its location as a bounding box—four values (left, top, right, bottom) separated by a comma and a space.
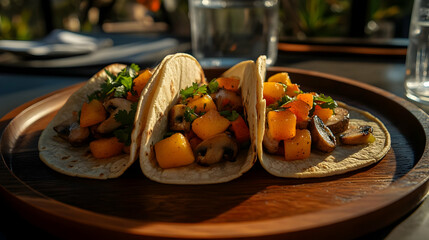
1, 68, 428, 240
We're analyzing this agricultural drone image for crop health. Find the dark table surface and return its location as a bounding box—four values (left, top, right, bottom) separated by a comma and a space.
0, 34, 428, 239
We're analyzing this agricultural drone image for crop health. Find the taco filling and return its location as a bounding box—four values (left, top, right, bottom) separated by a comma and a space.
53, 64, 152, 159
154, 77, 251, 169
262, 72, 377, 161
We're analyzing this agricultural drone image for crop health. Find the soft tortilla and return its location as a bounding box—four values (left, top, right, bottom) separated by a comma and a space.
256, 60, 391, 178
38, 63, 160, 179
138, 54, 258, 184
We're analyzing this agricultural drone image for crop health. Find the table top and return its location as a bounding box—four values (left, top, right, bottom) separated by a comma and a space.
0, 35, 428, 239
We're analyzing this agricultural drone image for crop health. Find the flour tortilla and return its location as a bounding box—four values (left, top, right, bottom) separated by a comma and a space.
256, 60, 391, 178
138, 54, 259, 184
38, 63, 163, 179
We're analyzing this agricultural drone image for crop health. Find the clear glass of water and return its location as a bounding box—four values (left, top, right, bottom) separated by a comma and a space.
405, 0, 429, 104
188, 0, 279, 67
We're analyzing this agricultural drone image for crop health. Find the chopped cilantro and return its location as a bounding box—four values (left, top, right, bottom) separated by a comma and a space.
184, 106, 199, 122
277, 95, 293, 107
130, 63, 140, 73
266, 95, 293, 112
219, 110, 239, 121
180, 83, 207, 101
314, 94, 337, 110
114, 128, 132, 146
113, 102, 138, 145
208, 79, 219, 94
87, 64, 140, 102
295, 90, 304, 95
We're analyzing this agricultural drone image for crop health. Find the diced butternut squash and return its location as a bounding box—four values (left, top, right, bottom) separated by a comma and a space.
263, 82, 286, 106
284, 129, 311, 161
187, 94, 217, 114
229, 115, 250, 144
313, 105, 333, 123
154, 133, 195, 169
268, 72, 292, 85
297, 93, 314, 107
80, 99, 106, 127
192, 110, 230, 140
134, 69, 153, 97
90, 137, 124, 159
267, 110, 296, 141
282, 99, 311, 122
286, 84, 300, 97
127, 69, 153, 102
216, 76, 240, 92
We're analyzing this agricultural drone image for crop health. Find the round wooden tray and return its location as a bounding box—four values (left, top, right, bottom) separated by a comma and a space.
1, 68, 428, 239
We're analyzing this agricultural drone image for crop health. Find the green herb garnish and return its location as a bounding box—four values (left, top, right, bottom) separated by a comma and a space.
314, 94, 337, 110
277, 95, 293, 107
87, 64, 140, 102
219, 110, 240, 121
180, 83, 207, 102
184, 106, 199, 122
208, 79, 219, 94
113, 102, 138, 146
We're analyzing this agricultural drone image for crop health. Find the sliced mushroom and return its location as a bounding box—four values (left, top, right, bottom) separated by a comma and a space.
103, 98, 133, 112
168, 104, 190, 131
215, 89, 243, 111
97, 98, 132, 134
68, 122, 90, 146
326, 107, 349, 134
54, 121, 89, 146
263, 129, 280, 154
54, 123, 73, 141
339, 125, 374, 145
194, 133, 239, 166
309, 115, 336, 153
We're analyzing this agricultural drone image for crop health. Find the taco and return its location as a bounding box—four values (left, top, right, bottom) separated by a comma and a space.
137, 53, 259, 184
38, 61, 164, 179
256, 56, 391, 178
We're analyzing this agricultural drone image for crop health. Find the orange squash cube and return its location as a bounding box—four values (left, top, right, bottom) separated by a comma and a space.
187, 94, 217, 114
127, 69, 153, 102
263, 82, 286, 106
268, 72, 292, 85
134, 69, 152, 93
267, 109, 296, 141
297, 93, 314, 107
216, 76, 240, 92
154, 133, 195, 169
313, 105, 334, 123
192, 110, 230, 140
229, 115, 250, 144
286, 84, 301, 97
284, 129, 311, 161
90, 137, 124, 159
282, 99, 311, 122
80, 99, 106, 127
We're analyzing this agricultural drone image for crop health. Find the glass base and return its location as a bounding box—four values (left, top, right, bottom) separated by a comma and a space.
405, 91, 429, 105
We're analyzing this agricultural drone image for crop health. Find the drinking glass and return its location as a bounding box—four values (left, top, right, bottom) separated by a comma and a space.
405, 0, 429, 104
188, 0, 279, 67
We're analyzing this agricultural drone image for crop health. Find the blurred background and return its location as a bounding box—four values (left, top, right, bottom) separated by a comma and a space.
0, 0, 413, 43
